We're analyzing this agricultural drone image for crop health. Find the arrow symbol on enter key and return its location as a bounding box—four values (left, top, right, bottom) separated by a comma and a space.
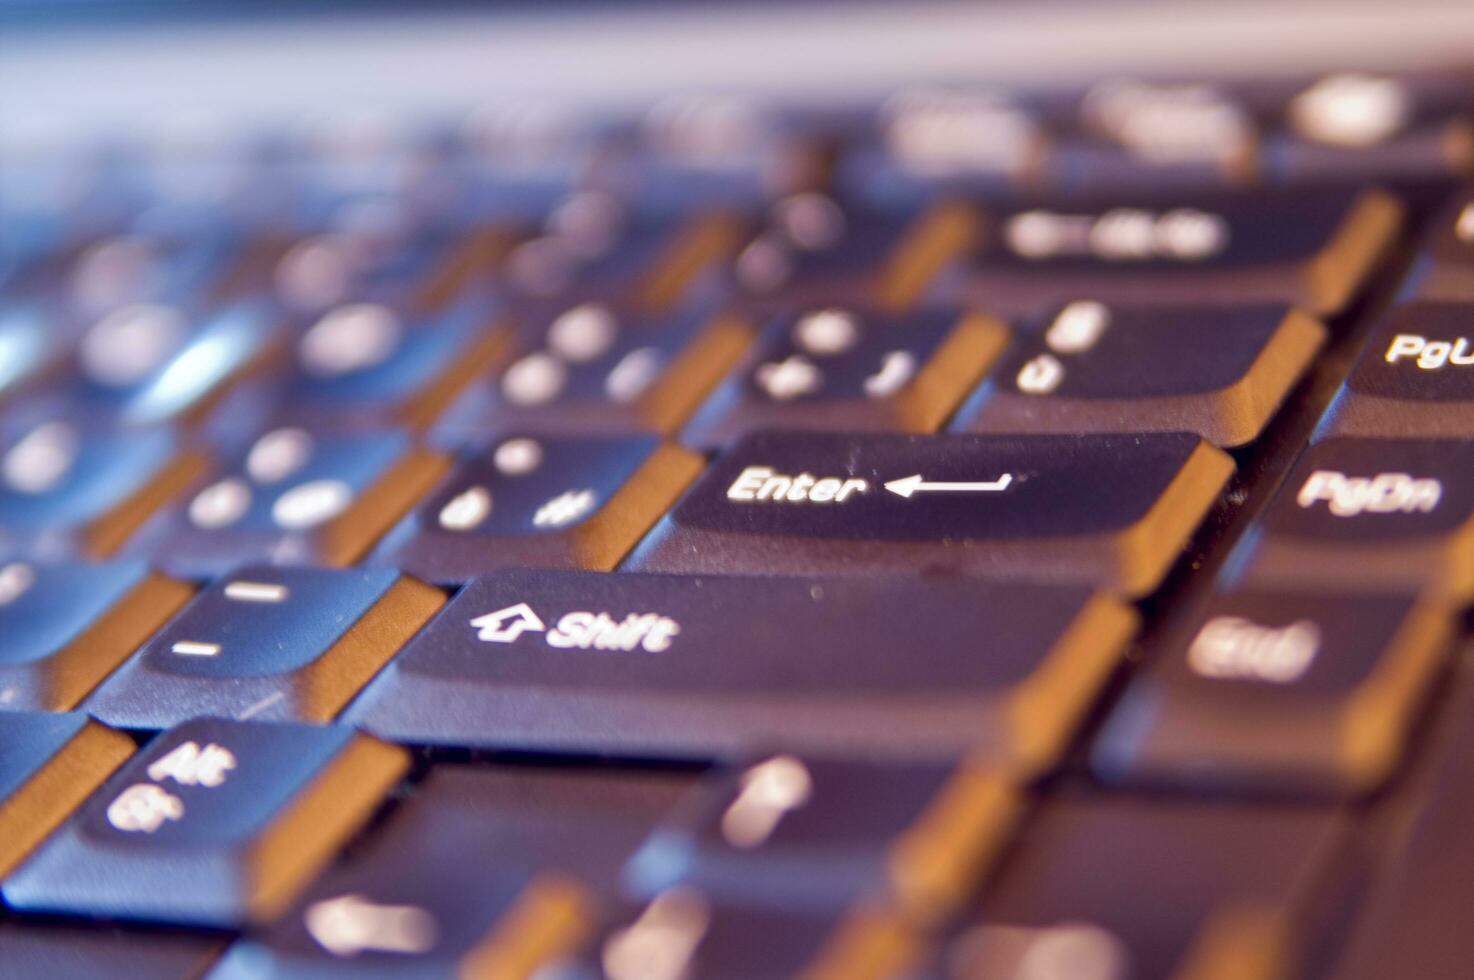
884, 473, 1014, 498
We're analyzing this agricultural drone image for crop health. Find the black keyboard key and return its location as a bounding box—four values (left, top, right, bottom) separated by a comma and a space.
1093, 589, 1452, 797
84, 565, 443, 729
212, 764, 690, 977
346, 570, 1135, 766
680, 306, 1007, 450
628, 431, 1232, 596
0, 923, 222, 980
567, 893, 921, 980
432, 302, 752, 443
0, 419, 206, 560
954, 302, 1325, 447
371, 434, 701, 584
0, 559, 190, 711
968, 188, 1402, 317
1323, 302, 1474, 437
210, 296, 510, 434
627, 755, 1017, 920
732, 193, 981, 311
1236, 437, 1474, 599
940, 790, 1355, 980
0, 712, 133, 878
1409, 188, 1474, 302
4, 717, 408, 927
129, 426, 447, 578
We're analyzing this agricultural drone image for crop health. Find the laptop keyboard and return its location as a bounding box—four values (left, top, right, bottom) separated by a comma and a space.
0, 71, 1472, 977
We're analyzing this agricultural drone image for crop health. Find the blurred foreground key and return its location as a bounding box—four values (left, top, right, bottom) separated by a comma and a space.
628, 431, 1232, 597
347, 570, 1134, 766
85, 565, 443, 729
4, 717, 408, 928
0, 924, 222, 980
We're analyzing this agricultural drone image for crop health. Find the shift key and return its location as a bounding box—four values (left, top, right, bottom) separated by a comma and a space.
627, 431, 1233, 596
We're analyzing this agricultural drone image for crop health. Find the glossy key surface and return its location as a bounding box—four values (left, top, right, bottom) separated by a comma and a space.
213, 764, 690, 977
0, 923, 222, 980
0, 560, 191, 711
1094, 588, 1452, 797
372, 434, 701, 584
967, 187, 1402, 317
0, 712, 133, 878
130, 426, 446, 577
628, 431, 1232, 596
955, 302, 1325, 447
4, 717, 408, 928
85, 564, 443, 728
347, 569, 1134, 766
1236, 437, 1474, 599
681, 306, 1007, 450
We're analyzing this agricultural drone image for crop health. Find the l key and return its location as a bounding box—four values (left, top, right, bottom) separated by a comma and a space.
628, 431, 1233, 597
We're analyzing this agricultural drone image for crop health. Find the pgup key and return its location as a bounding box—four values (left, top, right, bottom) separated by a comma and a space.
628, 431, 1233, 597
3, 717, 408, 928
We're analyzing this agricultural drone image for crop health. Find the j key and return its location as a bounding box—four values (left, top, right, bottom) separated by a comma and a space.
732, 192, 981, 311
84, 565, 442, 729
0, 925, 220, 980
1093, 589, 1452, 797
1268, 73, 1474, 186
3, 718, 408, 928
39, 299, 276, 427
628, 431, 1233, 597
209, 296, 509, 433
371, 434, 701, 584
0, 712, 133, 878
562, 893, 921, 980
954, 302, 1325, 448
130, 426, 447, 578
938, 791, 1356, 980
0, 560, 191, 711
346, 570, 1135, 767
967, 187, 1402, 318
432, 302, 752, 443
1235, 437, 1474, 600
626, 755, 1018, 921
1408, 189, 1474, 302
1321, 302, 1474, 438
681, 306, 1008, 451
212, 764, 689, 978
1328, 663, 1474, 980
0, 419, 206, 561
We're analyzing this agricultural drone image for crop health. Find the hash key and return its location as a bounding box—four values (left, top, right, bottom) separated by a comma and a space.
954, 302, 1325, 448
0, 712, 133, 878
128, 426, 447, 578
371, 434, 702, 584
0, 559, 191, 711
1093, 588, 1453, 797
626, 754, 1018, 921
1233, 437, 1474, 600
1321, 302, 1474, 438
3, 717, 408, 928
84, 564, 443, 729
346, 570, 1135, 767
680, 306, 1008, 450
628, 431, 1233, 596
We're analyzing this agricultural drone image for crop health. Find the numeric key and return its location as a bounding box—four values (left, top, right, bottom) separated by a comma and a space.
4, 718, 408, 928
628, 431, 1232, 597
371, 434, 702, 584
346, 570, 1135, 768
955, 302, 1325, 447
969, 188, 1402, 317
1094, 589, 1452, 797
681, 307, 1007, 450
130, 426, 447, 577
84, 565, 443, 729
0, 560, 191, 711
1234, 437, 1474, 599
